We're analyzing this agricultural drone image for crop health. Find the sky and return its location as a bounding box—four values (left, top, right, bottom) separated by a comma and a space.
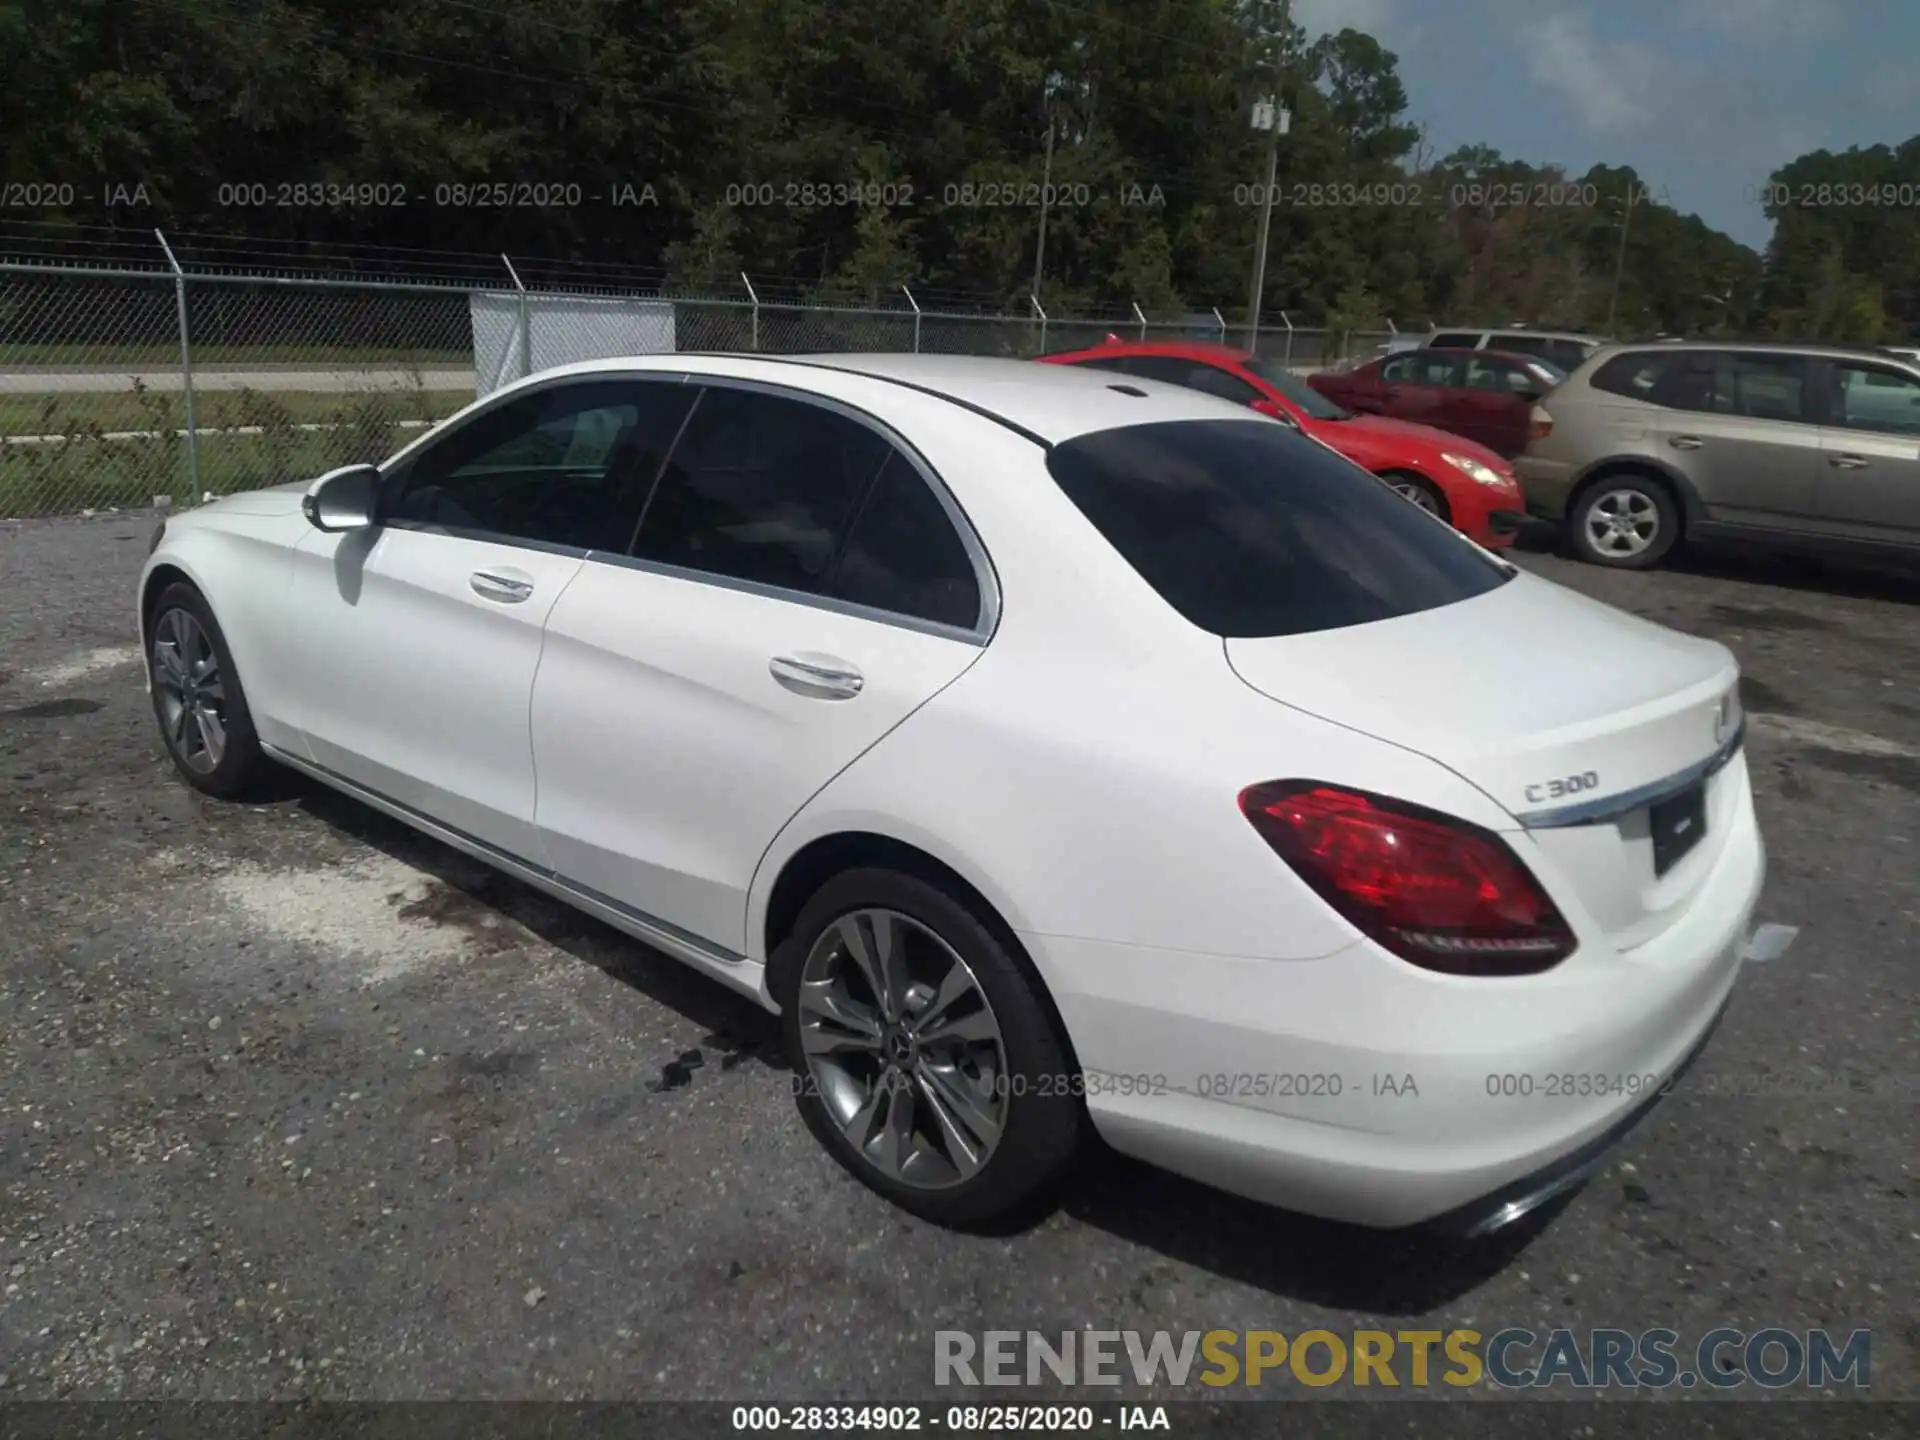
1289, 0, 1920, 251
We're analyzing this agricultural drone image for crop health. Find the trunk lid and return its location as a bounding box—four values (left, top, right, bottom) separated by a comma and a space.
1225, 571, 1743, 950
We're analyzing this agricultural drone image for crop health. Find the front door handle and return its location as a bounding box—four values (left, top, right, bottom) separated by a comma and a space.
1827, 453, 1870, 470
770, 654, 865, 699
470, 570, 535, 603
1668, 435, 1704, 450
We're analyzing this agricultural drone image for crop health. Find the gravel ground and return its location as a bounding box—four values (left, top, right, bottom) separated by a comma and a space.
0, 511, 1914, 1416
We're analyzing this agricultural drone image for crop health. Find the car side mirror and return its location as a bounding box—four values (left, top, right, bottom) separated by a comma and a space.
301, 463, 381, 533
1251, 397, 1299, 427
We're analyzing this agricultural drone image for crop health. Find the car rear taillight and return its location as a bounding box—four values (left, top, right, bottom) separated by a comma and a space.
1238, 782, 1576, 975
1528, 404, 1553, 442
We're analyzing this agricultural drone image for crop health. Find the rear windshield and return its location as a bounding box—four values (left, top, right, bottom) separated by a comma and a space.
1046, 419, 1512, 639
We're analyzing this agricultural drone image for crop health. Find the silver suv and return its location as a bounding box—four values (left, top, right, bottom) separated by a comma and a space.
1517, 341, 1920, 569
1423, 328, 1610, 373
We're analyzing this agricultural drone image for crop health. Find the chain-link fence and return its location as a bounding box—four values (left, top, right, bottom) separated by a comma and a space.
1, 253, 1395, 519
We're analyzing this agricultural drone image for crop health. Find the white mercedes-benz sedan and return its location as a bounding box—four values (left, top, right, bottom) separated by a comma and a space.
139, 353, 1774, 1233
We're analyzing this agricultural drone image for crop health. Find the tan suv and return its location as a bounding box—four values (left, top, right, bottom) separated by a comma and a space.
1516, 341, 1920, 568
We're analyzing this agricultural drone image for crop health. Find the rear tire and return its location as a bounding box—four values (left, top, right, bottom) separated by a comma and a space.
774, 867, 1080, 1229
147, 581, 276, 799
1570, 475, 1679, 570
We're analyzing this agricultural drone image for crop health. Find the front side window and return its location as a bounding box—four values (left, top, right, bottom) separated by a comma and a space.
384, 379, 694, 550
1428, 332, 1482, 350
1405, 352, 1465, 387
1829, 362, 1920, 436
631, 386, 892, 594
1465, 357, 1520, 392
1046, 419, 1510, 639
829, 452, 984, 630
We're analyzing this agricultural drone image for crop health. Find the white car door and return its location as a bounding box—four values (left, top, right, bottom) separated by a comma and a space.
531, 382, 992, 956
279, 376, 695, 863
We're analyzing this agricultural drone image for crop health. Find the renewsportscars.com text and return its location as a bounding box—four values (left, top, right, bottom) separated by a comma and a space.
934, 1327, 1872, 1390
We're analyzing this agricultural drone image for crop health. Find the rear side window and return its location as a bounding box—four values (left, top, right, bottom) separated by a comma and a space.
829, 452, 984, 630
1490, 334, 1548, 358
1589, 351, 1677, 400
1538, 340, 1594, 371
1046, 419, 1510, 639
1181, 364, 1262, 406
631, 387, 891, 593
1710, 353, 1809, 422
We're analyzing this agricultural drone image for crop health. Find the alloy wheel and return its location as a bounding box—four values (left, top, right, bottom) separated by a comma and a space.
1392, 481, 1440, 514
796, 908, 1009, 1190
152, 607, 228, 774
1584, 488, 1660, 557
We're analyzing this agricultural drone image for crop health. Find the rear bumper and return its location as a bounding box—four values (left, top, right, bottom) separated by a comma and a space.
1424, 993, 1728, 1237
1026, 793, 1768, 1230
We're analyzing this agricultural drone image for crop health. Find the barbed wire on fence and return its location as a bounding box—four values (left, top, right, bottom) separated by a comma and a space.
0, 227, 1396, 520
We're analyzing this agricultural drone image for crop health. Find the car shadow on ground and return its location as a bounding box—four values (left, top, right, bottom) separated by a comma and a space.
284, 777, 1548, 1311
1512, 521, 1920, 606
1058, 1140, 1562, 1314
289, 780, 787, 1069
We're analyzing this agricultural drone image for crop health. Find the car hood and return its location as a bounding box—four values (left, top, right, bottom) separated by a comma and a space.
187, 480, 309, 519
1313, 414, 1510, 471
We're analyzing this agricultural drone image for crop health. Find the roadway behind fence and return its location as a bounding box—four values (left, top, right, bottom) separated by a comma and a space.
0, 256, 1394, 519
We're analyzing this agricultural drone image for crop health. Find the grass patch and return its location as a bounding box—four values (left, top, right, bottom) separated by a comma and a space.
0, 381, 474, 518
1, 387, 473, 438
0, 343, 471, 368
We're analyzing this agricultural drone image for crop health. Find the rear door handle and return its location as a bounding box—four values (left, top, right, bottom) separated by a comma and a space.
770, 654, 864, 699
1827, 453, 1870, 470
1668, 435, 1704, 450
470, 570, 535, 603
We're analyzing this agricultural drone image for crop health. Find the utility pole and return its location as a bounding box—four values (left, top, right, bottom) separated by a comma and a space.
1606, 182, 1639, 333
1246, 39, 1290, 344
1032, 101, 1057, 306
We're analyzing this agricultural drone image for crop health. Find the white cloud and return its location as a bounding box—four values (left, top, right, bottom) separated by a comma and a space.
1514, 13, 1678, 138
1683, 0, 1827, 45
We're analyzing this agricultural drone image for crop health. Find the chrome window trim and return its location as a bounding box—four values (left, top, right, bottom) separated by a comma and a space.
376, 523, 594, 560
585, 550, 989, 648
366, 365, 1004, 641
1516, 722, 1745, 829
376, 368, 696, 476
621, 372, 1002, 643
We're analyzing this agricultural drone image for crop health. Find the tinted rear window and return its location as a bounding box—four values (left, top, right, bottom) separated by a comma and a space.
1589, 351, 1676, 400
1045, 420, 1511, 639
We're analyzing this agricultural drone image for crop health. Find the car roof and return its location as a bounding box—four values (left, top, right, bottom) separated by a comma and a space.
512, 351, 1247, 445
1432, 327, 1604, 343
1042, 338, 1255, 363
1584, 339, 1920, 363
1388, 347, 1552, 367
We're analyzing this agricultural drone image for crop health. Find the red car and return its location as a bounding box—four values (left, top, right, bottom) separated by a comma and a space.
1308, 348, 1563, 459
1038, 339, 1525, 547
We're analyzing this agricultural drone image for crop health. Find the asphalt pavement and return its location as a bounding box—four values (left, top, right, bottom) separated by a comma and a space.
0, 511, 1914, 1414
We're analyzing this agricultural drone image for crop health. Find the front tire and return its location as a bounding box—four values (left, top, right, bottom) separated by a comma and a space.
775, 867, 1080, 1229
147, 581, 275, 799
1570, 475, 1679, 569
1380, 471, 1450, 523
